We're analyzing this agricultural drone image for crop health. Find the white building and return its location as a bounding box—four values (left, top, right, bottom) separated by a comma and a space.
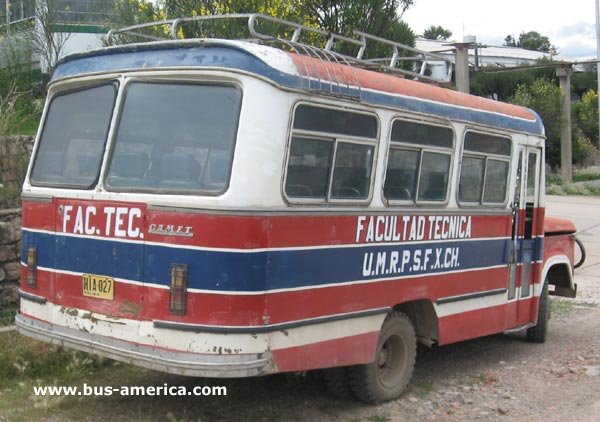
0, 0, 111, 72
415, 37, 563, 82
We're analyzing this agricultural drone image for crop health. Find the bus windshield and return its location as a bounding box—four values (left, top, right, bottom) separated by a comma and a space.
30, 82, 242, 195
106, 83, 242, 194
30, 83, 117, 188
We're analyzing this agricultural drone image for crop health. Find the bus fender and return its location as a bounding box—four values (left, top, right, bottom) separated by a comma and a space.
541, 256, 576, 298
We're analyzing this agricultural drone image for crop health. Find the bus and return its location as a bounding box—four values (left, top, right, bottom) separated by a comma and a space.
16, 14, 581, 403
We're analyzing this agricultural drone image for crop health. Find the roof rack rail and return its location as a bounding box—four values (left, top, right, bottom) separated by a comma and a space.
107, 13, 454, 85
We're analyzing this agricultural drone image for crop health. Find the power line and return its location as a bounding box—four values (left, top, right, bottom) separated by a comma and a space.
474, 60, 598, 74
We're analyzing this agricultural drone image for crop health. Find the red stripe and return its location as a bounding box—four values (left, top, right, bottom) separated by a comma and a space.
23, 199, 520, 249
22, 201, 55, 231
437, 298, 537, 345
272, 331, 379, 371
20, 265, 531, 326
286, 53, 537, 121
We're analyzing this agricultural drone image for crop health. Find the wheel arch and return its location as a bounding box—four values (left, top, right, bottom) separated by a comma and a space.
394, 299, 439, 347
542, 255, 576, 298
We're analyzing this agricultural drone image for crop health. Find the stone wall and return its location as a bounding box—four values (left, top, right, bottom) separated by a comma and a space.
0, 135, 34, 209
0, 208, 21, 303
0, 136, 34, 304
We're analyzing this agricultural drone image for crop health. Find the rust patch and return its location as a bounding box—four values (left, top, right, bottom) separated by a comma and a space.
59, 306, 79, 317
281, 330, 289, 337
80, 312, 98, 324
119, 300, 142, 317
102, 314, 126, 325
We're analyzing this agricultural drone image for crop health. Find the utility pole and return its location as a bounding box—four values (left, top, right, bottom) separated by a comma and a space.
557, 65, 573, 182
596, 0, 600, 148
449, 36, 476, 94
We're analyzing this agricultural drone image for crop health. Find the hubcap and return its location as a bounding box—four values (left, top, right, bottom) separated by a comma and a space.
376, 334, 407, 388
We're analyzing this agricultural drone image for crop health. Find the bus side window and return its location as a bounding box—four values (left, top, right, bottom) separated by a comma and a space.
458, 132, 511, 206
384, 119, 453, 204
286, 137, 333, 199
284, 104, 378, 203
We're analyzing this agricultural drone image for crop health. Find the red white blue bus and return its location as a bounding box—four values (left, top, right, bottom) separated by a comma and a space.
16, 14, 580, 403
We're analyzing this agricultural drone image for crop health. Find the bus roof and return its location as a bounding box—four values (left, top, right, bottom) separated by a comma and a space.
53, 39, 544, 136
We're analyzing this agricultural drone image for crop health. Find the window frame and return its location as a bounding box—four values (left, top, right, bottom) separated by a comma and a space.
102, 79, 243, 196
457, 129, 513, 208
29, 81, 119, 190
382, 117, 455, 207
282, 101, 379, 205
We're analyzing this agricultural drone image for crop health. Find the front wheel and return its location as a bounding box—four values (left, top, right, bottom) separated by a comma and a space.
348, 311, 417, 403
526, 280, 550, 343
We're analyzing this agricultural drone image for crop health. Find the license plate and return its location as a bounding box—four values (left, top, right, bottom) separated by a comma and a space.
82, 274, 115, 300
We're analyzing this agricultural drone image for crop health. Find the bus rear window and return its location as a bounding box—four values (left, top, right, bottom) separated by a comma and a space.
106, 83, 241, 194
30, 84, 117, 188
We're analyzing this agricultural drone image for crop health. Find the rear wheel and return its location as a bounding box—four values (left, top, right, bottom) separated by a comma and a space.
349, 311, 417, 403
526, 280, 550, 343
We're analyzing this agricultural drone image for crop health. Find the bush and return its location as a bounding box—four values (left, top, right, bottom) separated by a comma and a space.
0, 36, 43, 135
572, 89, 598, 147
510, 79, 564, 170
572, 134, 598, 167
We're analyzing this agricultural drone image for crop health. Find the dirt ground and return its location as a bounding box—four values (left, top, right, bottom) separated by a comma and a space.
1, 195, 599, 421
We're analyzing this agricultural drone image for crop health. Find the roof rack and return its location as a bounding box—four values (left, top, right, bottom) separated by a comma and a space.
106, 13, 454, 87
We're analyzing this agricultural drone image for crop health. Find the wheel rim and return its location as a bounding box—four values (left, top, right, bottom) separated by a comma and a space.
376, 333, 408, 389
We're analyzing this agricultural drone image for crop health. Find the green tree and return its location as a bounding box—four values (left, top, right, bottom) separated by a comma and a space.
510, 79, 564, 169
504, 34, 516, 47
104, 0, 164, 44
503, 31, 553, 53
161, 1, 416, 56
422, 25, 452, 41
470, 59, 556, 101
573, 89, 599, 147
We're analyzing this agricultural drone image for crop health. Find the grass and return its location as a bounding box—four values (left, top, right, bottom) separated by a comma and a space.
0, 331, 109, 386
546, 173, 564, 186
573, 165, 600, 179
546, 167, 600, 196
546, 182, 600, 196
0, 331, 362, 421
0, 301, 18, 326
14, 116, 39, 136
549, 298, 576, 317
408, 378, 435, 399
471, 372, 498, 386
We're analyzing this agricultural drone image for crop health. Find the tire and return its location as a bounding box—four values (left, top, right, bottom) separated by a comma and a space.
574, 237, 586, 269
526, 280, 550, 343
348, 311, 417, 403
323, 366, 354, 400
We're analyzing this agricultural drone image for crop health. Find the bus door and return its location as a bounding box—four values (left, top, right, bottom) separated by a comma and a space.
507, 146, 542, 327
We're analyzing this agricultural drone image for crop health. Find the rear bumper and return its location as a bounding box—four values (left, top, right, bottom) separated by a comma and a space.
15, 313, 273, 378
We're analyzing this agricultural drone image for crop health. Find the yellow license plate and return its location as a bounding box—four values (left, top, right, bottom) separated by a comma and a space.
82, 274, 115, 300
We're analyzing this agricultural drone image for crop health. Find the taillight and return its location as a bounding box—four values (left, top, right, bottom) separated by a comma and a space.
169, 264, 187, 315
27, 245, 37, 288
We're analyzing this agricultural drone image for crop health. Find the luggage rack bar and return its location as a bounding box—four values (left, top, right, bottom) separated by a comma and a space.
107, 13, 454, 86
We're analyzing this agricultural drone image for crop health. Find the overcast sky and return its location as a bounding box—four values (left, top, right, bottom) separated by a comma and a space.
403, 0, 598, 60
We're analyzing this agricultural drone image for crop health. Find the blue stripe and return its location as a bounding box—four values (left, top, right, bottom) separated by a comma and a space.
23, 230, 520, 292
53, 44, 544, 135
